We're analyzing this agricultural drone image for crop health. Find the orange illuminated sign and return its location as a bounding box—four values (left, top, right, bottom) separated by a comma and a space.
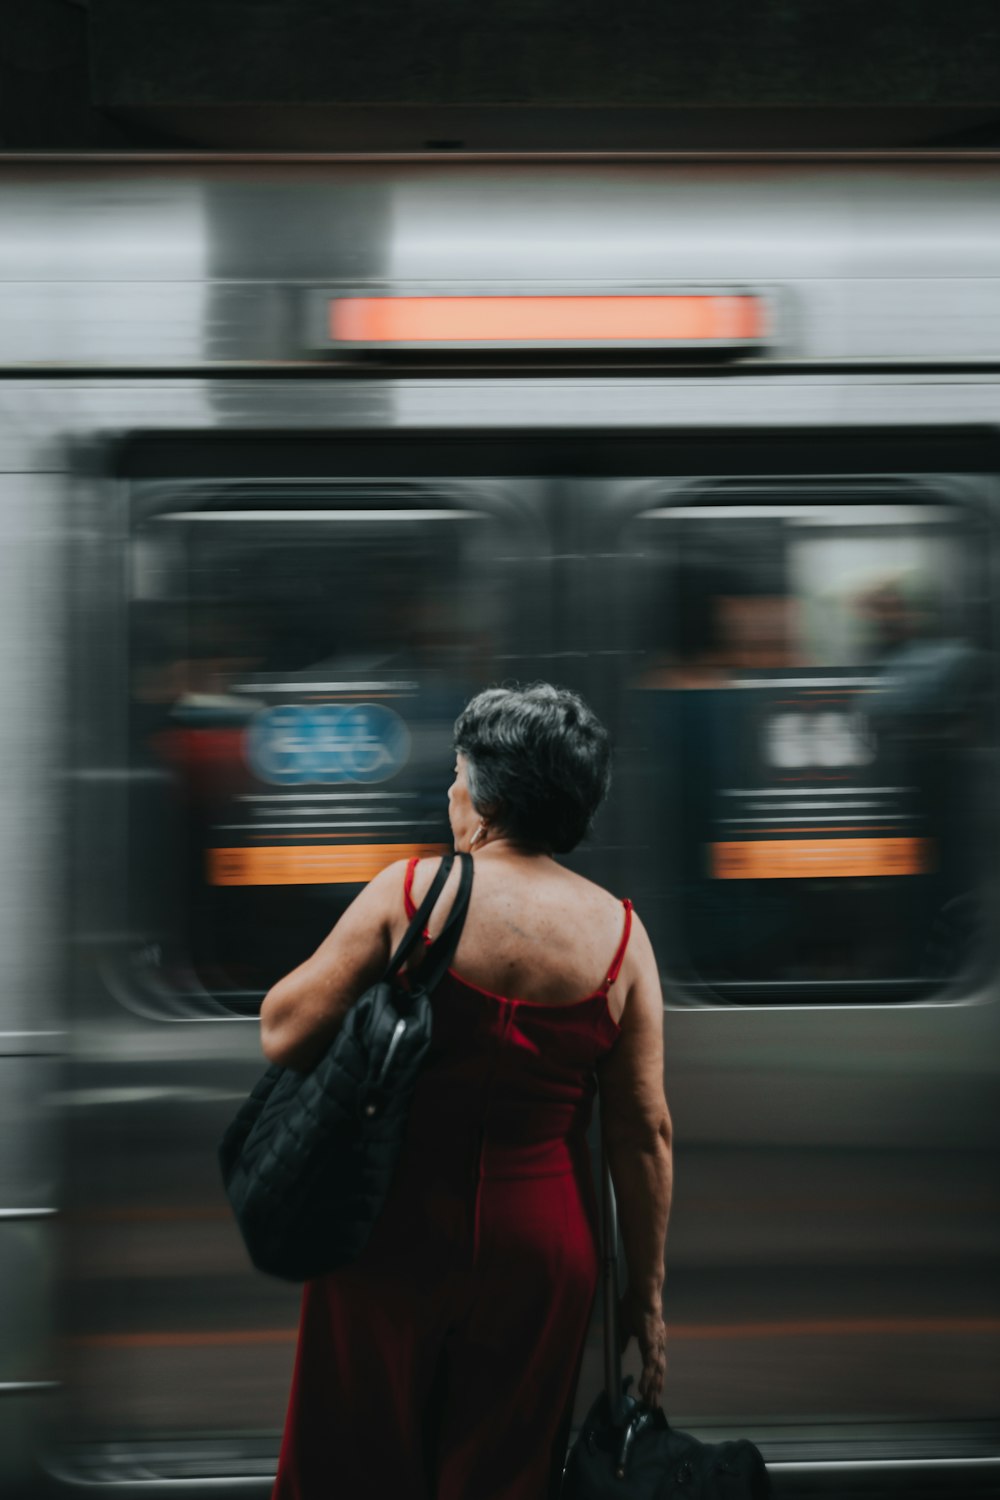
328, 294, 764, 347
712, 837, 930, 881
208, 842, 449, 887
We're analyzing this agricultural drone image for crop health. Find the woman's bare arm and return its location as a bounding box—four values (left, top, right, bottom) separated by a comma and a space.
597, 910, 673, 1404
259, 860, 406, 1072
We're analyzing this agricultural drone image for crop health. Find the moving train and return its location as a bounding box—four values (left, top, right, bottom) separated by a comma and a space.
1, 152, 999, 1497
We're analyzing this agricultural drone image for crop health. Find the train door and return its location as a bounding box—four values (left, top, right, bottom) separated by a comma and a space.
61, 472, 546, 1484
591, 467, 1000, 1448
620, 478, 995, 1001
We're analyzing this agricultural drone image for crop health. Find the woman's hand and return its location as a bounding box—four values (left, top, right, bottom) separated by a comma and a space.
619, 1286, 667, 1408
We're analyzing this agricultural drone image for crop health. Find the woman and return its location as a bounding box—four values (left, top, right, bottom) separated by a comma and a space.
262, 684, 673, 1500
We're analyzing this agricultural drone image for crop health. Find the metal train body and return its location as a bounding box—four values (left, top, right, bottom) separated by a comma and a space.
1, 154, 999, 1497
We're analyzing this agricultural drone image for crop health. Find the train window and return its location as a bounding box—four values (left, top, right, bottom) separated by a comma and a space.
624, 484, 995, 1002
127, 489, 526, 1007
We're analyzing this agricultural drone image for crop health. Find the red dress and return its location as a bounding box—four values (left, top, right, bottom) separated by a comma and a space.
272, 861, 632, 1500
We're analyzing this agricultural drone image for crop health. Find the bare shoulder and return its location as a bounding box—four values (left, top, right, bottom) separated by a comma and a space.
596, 905, 664, 1102
552, 860, 629, 910
564, 866, 644, 951
545, 866, 646, 998
365, 856, 413, 904
349, 855, 435, 926
615, 906, 660, 1008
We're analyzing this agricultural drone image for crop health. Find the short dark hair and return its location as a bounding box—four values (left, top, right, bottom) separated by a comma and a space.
453, 683, 611, 855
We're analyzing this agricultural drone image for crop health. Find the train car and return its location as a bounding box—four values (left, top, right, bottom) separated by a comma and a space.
0, 153, 999, 1497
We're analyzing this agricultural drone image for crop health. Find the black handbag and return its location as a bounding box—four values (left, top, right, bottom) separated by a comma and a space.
219, 851, 473, 1281
562, 1147, 772, 1500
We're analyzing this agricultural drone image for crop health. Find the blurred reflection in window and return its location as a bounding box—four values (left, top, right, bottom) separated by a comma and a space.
128, 499, 519, 1003
626, 494, 993, 1000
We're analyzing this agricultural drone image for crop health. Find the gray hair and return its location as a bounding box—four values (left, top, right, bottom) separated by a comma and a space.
453, 683, 611, 854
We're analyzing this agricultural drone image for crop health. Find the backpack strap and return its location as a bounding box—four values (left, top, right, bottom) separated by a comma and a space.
384, 854, 454, 979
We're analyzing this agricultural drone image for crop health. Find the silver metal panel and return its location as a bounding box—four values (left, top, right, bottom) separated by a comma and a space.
386, 372, 1000, 428
0, 1058, 58, 1212
0, 177, 207, 282
0, 1217, 54, 1384
812, 279, 1000, 360
0, 1031, 63, 1057
384, 164, 1000, 284
0, 162, 999, 366
0, 476, 66, 1036
0, 381, 389, 472
0, 284, 212, 368
2, 375, 1000, 475
666, 1147, 1000, 1268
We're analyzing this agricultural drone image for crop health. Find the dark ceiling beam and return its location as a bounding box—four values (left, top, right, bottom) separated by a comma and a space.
3, 0, 1000, 150
90, 0, 1000, 109
97, 104, 1000, 153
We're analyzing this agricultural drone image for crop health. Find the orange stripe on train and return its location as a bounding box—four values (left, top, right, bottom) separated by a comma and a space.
712, 837, 931, 880
208, 842, 450, 886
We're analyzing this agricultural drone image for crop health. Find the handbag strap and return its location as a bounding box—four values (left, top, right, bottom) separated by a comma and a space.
415, 851, 474, 993
384, 853, 455, 978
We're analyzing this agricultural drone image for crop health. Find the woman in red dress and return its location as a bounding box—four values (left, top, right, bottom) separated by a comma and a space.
261, 684, 673, 1500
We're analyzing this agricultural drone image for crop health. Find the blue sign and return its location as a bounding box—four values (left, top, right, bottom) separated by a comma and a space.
245, 703, 411, 786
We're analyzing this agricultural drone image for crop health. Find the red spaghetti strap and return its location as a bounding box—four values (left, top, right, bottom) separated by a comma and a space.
602, 899, 634, 991
402, 856, 420, 921
403, 856, 435, 945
